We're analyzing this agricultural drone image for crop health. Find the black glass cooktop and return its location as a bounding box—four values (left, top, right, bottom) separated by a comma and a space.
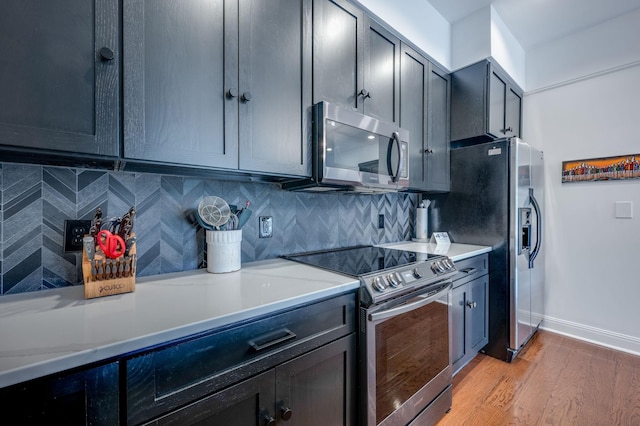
283, 245, 438, 277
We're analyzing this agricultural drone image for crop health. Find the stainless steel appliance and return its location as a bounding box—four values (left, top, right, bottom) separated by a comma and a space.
431, 137, 544, 362
284, 246, 456, 425
281, 102, 409, 193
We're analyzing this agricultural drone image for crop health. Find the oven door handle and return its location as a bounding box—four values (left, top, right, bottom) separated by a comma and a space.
368, 282, 452, 322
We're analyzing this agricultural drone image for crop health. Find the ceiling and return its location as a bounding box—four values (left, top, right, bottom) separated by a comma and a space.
427, 0, 640, 49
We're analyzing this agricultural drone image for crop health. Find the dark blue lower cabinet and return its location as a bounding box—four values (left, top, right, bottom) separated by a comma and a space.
127, 293, 357, 425
0, 362, 119, 425
0, 294, 356, 425
145, 334, 356, 426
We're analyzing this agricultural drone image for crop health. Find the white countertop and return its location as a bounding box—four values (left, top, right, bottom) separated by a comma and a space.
0, 259, 358, 388
380, 242, 491, 262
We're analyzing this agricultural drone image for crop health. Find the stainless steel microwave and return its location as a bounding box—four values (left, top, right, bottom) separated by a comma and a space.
282, 102, 409, 193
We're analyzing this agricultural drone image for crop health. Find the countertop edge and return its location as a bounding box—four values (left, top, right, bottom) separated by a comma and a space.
379, 242, 492, 262
0, 261, 359, 389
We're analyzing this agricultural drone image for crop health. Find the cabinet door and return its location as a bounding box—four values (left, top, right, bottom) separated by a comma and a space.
0, 0, 119, 156
488, 69, 507, 138
146, 370, 276, 426
426, 64, 451, 192
401, 44, 428, 190
451, 284, 468, 369
0, 363, 119, 425
506, 87, 522, 138
124, 0, 238, 168
126, 293, 355, 424
276, 334, 356, 426
313, 0, 365, 111
468, 275, 489, 352
238, 0, 311, 176
365, 20, 400, 124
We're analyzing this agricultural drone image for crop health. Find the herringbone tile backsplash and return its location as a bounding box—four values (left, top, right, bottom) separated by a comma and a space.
0, 163, 418, 295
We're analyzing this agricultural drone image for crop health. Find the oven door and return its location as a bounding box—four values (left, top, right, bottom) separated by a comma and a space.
361, 282, 452, 426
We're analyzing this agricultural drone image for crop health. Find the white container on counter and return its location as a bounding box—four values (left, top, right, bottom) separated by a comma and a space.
206, 229, 242, 273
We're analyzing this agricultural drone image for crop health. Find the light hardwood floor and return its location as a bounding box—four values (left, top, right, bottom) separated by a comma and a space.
436, 330, 640, 425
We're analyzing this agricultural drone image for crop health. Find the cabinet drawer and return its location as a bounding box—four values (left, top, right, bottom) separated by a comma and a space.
452, 254, 488, 287
126, 292, 355, 425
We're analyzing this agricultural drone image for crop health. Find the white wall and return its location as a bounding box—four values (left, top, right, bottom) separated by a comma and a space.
524, 62, 640, 355
450, 6, 525, 88
524, 8, 640, 355
451, 8, 491, 71
357, 0, 451, 69
489, 7, 525, 89
526, 8, 640, 91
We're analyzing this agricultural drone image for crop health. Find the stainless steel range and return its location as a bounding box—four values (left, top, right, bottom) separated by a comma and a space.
284, 245, 456, 426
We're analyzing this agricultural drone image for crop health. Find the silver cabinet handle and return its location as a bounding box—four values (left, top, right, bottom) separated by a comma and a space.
248, 328, 296, 352
368, 283, 451, 322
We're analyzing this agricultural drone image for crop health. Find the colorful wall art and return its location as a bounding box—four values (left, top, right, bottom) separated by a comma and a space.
562, 154, 640, 183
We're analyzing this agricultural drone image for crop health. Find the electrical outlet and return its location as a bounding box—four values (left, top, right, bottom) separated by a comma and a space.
259, 216, 273, 238
378, 214, 385, 229
64, 220, 92, 252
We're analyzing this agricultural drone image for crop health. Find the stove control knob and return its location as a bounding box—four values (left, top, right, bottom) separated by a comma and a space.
444, 258, 454, 270
434, 261, 446, 273
387, 272, 402, 287
412, 268, 422, 279
372, 276, 387, 292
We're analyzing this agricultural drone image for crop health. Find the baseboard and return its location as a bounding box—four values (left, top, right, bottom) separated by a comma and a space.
540, 314, 640, 357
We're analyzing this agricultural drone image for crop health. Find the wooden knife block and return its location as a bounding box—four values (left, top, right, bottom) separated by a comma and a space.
82, 233, 136, 299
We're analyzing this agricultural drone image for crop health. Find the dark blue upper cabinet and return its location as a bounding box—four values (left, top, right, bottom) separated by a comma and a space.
401, 44, 451, 193
313, 0, 400, 124
124, 0, 312, 178
0, 0, 120, 157
124, 0, 236, 169
450, 59, 523, 144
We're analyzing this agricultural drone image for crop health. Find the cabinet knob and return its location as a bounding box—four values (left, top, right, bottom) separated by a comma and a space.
501, 127, 513, 134
226, 88, 238, 99
263, 415, 276, 426
358, 89, 371, 99
241, 92, 252, 102
424, 148, 434, 154
280, 406, 293, 421
98, 47, 115, 61
467, 301, 477, 309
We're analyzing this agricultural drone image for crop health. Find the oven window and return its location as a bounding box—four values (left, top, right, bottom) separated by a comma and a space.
375, 299, 449, 424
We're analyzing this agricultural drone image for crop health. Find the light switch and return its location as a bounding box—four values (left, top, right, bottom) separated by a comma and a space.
615, 201, 633, 219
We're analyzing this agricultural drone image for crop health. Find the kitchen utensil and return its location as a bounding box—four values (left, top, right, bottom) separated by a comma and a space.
83, 236, 96, 260
97, 230, 126, 259
118, 207, 136, 239
198, 196, 231, 230
237, 208, 252, 229
226, 213, 239, 230
195, 212, 215, 231
235, 201, 252, 229
125, 236, 137, 257
89, 207, 103, 237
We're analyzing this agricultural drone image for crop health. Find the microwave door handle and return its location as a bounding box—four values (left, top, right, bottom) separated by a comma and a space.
528, 188, 542, 269
368, 282, 451, 322
386, 132, 401, 183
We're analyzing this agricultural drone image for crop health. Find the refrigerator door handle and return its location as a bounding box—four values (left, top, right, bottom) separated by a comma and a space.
528, 188, 542, 269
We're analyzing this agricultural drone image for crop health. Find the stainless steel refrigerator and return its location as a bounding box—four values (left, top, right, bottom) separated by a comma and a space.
430, 137, 544, 362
